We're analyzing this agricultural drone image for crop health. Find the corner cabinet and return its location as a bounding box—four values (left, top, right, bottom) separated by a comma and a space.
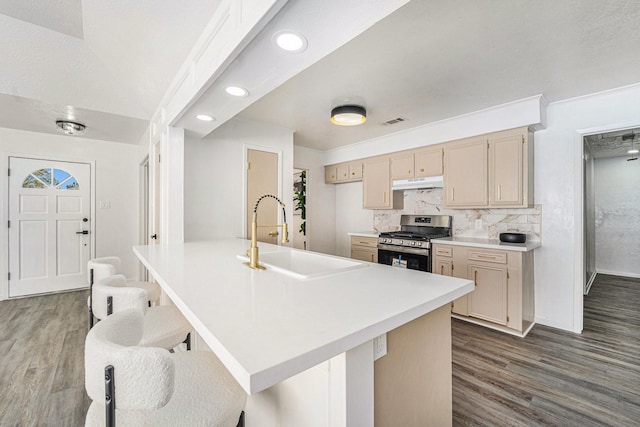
432, 243, 535, 336
350, 236, 378, 263
362, 157, 403, 209
443, 127, 532, 209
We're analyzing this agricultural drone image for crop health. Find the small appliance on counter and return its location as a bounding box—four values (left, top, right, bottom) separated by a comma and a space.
499, 232, 526, 243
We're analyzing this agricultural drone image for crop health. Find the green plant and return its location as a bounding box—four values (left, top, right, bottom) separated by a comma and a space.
294, 170, 306, 235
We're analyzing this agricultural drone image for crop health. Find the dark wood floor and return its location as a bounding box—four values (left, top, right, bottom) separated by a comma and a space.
1, 274, 638, 426
453, 274, 640, 426
0, 290, 89, 427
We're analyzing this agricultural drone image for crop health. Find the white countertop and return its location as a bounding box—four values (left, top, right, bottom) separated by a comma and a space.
431, 236, 541, 252
134, 239, 473, 395
347, 231, 379, 238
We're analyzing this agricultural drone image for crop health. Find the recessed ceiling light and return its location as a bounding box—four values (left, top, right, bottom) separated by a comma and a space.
196, 114, 214, 122
56, 120, 85, 135
225, 86, 249, 97
274, 31, 307, 53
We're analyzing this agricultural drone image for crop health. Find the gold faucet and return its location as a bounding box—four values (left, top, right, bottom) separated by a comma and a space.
246, 194, 289, 269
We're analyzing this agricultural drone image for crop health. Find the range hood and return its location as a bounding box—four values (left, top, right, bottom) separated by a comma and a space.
392, 176, 443, 190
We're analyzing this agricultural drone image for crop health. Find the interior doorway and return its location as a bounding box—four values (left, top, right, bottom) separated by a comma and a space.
246, 149, 279, 244
583, 127, 640, 295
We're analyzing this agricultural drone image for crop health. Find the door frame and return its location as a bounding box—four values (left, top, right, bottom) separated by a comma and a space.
574, 119, 640, 333
243, 145, 283, 239
1, 152, 96, 300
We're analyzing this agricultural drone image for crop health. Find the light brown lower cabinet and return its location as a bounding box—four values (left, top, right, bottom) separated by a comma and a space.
432, 243, 535, 336
350, 236, 378, 263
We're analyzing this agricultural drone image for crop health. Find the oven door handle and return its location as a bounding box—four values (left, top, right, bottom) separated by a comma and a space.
377, 244, 429, 256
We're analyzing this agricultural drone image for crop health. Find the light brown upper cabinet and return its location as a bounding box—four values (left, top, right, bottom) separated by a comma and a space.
415, 146, 443, 177
390, 152, 414, 180
444, 127, 532, 208
443, 136, 488, 207
325, 166, 337, 183
324, 161, 363, 183
363, 157, 402, 209
488, 127, 532, 207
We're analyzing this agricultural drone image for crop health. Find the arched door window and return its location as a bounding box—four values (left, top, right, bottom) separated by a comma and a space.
22, 167, 79, 189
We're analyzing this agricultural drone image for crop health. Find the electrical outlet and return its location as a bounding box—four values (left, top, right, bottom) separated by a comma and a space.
99, 201, 111, 209
373, 333, 387, 360
475, 219, 482, 229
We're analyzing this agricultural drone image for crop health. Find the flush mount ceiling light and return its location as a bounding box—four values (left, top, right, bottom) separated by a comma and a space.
56, 120, 85, 135
331, 105, 367, 126
196, 114, 214, 122
225, 86, 249, 97
274, 31, 308, 53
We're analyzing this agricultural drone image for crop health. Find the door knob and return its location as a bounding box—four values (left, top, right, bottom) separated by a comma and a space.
150, 234, 158, 240
76, 230, 89, 235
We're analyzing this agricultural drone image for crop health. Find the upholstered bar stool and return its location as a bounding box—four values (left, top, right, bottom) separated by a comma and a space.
92, 275, 192, 350
87, 256, 161, 328
85, 309, 247, 427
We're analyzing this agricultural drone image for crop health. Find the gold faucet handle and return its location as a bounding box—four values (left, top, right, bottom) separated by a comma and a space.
282, 223, 289, 243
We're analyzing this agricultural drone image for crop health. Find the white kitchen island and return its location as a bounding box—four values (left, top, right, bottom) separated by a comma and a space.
134, 239, 473, 427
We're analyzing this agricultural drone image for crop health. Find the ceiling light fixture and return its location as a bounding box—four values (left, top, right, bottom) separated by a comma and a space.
331, 105, 367, 126
274, 31, 308, 53
56, 120, 85, 135
196, 114, 214, 122
225, 86, 249, 97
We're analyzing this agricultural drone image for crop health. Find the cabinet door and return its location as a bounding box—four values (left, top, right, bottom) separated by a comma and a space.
336, 163, 350, 182
351, 248, 377, 263
363, 157, 393, 209
443, 138, 488, 207
468, 264, 508, 325
489, 132, 523, 206
325, 166, 337, 183
434, 258, 452, 276
415, 147, 443, 177
390, 153, 414, 180
349, 161, 363, 180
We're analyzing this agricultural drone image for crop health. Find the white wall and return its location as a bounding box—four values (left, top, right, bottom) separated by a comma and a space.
335, 183, 373, 258
594, 156, 640, 278
184, 117, 294, 242
0, 127, 140, 293
534, 82, 640, 332
294, 146, 337, 255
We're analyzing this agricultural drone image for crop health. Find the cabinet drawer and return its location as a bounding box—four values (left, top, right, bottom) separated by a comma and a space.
434, 246, 452, 257
468, 250, 507, 264
351, 236, 378, 248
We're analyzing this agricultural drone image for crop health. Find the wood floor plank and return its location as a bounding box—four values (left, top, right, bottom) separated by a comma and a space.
453, 273, 640, 426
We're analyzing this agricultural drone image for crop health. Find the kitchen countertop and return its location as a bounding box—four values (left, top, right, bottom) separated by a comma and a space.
431, 236, 541, 252
134, 239, 473, 395
347, 231, 379, 238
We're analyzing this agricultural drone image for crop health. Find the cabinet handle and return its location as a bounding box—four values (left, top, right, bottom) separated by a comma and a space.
474, 270, 478, 286
371, 254, 374, 262
383, 191, 386, 204
352, 172, 355, 175
420, 168, 425, 172
451, 187, 454, 201
408, 169, 411, 174
440, 265, 444, 275
498, 184, 502, 201
477, 254, 497, 259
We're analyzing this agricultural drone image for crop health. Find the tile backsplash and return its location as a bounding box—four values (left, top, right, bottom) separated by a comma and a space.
373, 188, 541, 242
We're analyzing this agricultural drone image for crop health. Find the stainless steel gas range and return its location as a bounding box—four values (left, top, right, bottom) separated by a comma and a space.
377, 215, 452, 272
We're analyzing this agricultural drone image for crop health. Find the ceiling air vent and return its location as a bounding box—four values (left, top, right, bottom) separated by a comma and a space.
381, 117, 406, 126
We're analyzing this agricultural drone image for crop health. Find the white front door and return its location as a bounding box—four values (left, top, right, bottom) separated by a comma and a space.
8, 157, 92, 297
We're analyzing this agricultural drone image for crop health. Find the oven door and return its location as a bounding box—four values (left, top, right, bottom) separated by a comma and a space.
377, 244, 430, 272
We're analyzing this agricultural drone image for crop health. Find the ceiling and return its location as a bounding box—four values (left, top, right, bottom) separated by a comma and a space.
585, 128, 640, 159
0, 0, 221, 143
4, 0, 640, 152
231, 0, 640, 151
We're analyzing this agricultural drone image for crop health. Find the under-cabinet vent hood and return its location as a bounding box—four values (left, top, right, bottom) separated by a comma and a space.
392, 176, 443, 191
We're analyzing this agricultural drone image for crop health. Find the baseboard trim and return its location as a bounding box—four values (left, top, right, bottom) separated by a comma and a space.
595, 269, 640, 279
